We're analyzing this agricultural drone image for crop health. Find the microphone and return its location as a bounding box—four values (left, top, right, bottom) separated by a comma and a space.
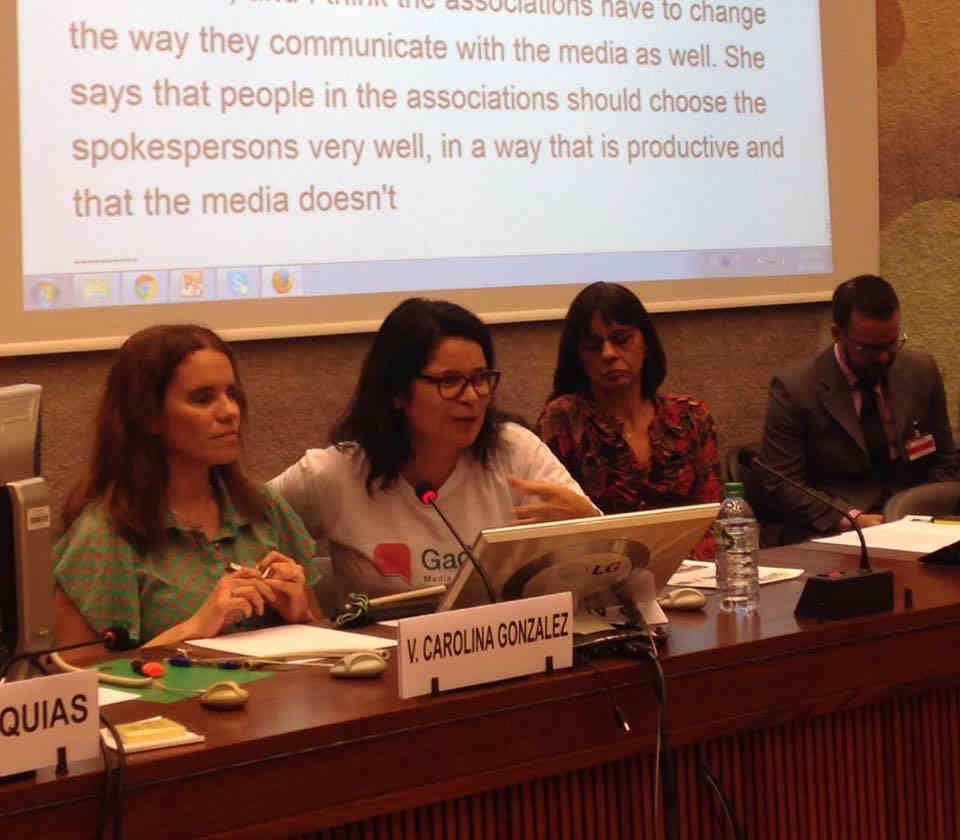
1, 626, 142, 682
737, 449, 893, 619
414, 481, 498, 604
101, 626, 136, 651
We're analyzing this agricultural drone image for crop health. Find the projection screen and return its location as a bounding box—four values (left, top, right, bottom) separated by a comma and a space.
1, 0, 877, 356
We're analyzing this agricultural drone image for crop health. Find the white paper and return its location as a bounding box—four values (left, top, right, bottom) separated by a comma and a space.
811, 516, 960, 555
187, 624, 396, 658
668, 560, 804, 590
98, 686, 139, 706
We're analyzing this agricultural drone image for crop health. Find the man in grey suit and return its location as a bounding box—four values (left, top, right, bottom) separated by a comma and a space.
760, 275, 959, 543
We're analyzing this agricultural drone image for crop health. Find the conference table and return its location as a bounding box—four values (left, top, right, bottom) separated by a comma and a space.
4, 542, 960, 840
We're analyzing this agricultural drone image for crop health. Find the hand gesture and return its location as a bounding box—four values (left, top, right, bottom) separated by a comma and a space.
508, 477, 599, 525
258, 551, 316, 624
189, 566, 276, 639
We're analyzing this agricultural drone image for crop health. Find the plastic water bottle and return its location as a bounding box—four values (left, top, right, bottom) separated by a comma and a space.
714, 482, 759, 613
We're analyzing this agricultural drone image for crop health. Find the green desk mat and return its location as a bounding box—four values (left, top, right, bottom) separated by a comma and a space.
97, 658, 274, 704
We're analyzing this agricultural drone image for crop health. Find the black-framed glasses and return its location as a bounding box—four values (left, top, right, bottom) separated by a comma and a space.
845, 331, 907, 356
416, 369, 502, 400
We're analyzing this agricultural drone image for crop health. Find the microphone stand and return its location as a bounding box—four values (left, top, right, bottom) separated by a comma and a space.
740, 451, 894, 619
425, 496, 499, 605
414, 481, 498, 605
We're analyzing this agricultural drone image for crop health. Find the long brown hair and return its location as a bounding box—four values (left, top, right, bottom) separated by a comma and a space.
62, 324, 266, 545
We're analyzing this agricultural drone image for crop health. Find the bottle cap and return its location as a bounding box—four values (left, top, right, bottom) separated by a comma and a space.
724, 482, 745, 496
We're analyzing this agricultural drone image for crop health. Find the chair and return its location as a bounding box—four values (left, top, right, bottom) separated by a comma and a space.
724, 442, 761, 485
883, 481, 960, 521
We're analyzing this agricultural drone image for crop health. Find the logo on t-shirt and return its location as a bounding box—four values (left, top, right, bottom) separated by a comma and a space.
372, 543, 412, 581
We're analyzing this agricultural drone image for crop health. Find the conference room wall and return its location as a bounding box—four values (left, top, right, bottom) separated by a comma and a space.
876, 0, 960, 450
0, 302, 831, 518
2, 0, 958, 521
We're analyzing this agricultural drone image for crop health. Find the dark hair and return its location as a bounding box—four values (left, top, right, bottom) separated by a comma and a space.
550, 282, 667, 400
832, 275, 900, 328
63, 324, 266, 545
332, 298, 504, 492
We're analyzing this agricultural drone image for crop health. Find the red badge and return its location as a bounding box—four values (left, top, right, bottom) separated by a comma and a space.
905, 433, 936, 461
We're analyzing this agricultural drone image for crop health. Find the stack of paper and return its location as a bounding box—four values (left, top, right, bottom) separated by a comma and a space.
188, 624, 396, 658
810, 516, 960, 557
101, 716, 204, 753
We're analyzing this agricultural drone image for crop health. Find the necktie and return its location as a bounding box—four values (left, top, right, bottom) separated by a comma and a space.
858, 380, 891, 473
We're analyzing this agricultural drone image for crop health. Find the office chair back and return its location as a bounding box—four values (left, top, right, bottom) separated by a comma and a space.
883, 481, 960, 521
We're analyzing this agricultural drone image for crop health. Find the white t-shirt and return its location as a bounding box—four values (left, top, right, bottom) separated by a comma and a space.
270, 423, 594, 600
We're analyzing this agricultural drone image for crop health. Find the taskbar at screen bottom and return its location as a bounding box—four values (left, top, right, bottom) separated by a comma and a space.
22, 245, 833, 312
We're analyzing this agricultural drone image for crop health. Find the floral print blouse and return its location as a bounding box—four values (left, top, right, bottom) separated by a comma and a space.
537, 392, 722, 559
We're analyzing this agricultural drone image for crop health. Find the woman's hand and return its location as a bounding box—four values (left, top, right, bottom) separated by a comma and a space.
186, 566, 276, 640
258, 551, 317, 624
508, 477, 600, 525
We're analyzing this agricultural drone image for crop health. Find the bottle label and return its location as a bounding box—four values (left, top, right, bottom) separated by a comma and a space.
716, 522, 758, 552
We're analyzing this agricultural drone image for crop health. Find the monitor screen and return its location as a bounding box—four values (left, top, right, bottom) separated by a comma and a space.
437, 503, 719, 618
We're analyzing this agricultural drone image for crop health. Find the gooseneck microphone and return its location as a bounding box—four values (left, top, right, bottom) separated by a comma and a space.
1, 625, 143, 683
737, 449, 870, 571
414, 481, 498, 604
737, 448, 894, 619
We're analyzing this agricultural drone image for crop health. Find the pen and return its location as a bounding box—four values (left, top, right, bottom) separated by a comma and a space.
227, 561, 274, 579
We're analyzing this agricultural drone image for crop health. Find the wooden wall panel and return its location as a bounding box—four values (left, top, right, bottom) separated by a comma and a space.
313, 686, 960, 840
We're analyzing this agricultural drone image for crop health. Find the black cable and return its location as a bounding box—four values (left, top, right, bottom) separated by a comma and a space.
583, 657, 632, 733
95, 720, 114, 840
697, 746, 746, 840
98, 711, 127, 840
623, 639, 680, 840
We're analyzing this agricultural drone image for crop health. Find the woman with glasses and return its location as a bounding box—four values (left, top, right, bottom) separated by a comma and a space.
272, 298, 597, 602
537, 283, 721, 558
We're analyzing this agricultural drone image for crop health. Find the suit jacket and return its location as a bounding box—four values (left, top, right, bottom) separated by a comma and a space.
760, 346, 959, 534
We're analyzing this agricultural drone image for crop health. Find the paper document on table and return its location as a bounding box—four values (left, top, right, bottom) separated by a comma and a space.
98, 685, 139, 706
668, 560, 804, 590
188, 624, 397, 658
811, 516, 960, 556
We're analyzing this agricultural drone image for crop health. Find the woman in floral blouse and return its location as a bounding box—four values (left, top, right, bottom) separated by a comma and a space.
537, 282, 721, 558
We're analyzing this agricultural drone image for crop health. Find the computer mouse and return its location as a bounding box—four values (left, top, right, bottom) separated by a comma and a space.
200, 680, 250, 710
657, 588, 707, 611
330, 651, 388, 679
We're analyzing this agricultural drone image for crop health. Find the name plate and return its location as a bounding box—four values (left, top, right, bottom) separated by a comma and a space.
1, 670, 100, 777
397, 592, 573, 699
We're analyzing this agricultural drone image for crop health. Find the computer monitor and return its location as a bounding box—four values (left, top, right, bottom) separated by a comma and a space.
0, 384, 42, 482
0, 384, 54, 681
436, 503, 719, 630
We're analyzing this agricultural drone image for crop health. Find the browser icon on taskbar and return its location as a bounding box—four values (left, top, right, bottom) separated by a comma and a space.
29, 280, 62, 309
228, 270, 251, 297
